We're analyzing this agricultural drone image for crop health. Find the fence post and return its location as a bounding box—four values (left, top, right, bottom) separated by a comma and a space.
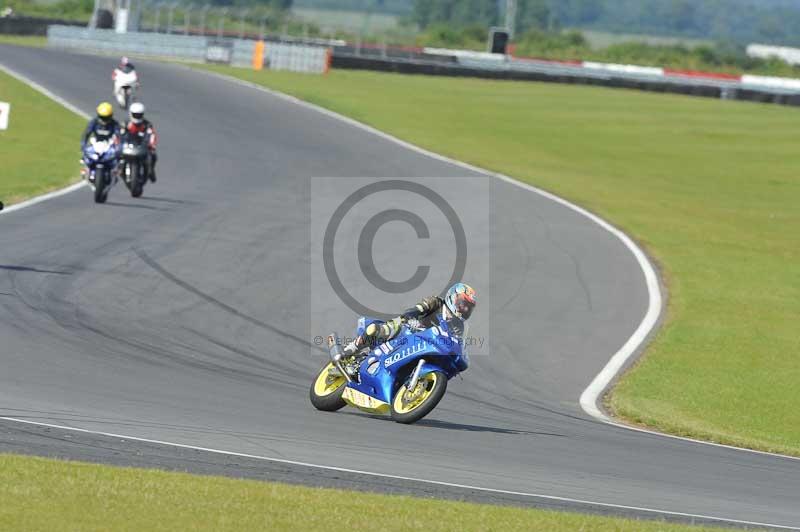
166, 3, 174, 34
154, 4, 161, 33
184, 6, 191, 36
217, 8, 226, 38
200, 5, 208, 36
239, 8, 248, 39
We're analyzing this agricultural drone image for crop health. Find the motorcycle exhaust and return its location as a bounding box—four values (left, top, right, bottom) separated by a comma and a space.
327, 333, 352, 383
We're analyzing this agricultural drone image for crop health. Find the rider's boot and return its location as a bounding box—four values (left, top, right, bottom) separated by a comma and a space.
148, 153, 157, 182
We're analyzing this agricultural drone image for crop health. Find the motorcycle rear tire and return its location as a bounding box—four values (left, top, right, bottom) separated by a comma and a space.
309, 362, 347, 412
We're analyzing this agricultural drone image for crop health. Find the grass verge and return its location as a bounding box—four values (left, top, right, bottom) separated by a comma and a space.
197, 65, 800, 456
0, 65, 82, 205
0, 35, 47, 48
0, 453, 730, 531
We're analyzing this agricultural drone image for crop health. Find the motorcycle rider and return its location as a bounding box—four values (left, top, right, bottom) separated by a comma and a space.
342, 283, 477, 362
112, 56, 139, 108
81, 102, 121, 180
123, 102, 158, 182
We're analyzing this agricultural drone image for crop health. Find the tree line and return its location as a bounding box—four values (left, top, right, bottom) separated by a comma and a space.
412, 0, 800, 47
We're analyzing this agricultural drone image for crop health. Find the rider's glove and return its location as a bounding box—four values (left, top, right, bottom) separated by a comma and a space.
405, 318, 422, 330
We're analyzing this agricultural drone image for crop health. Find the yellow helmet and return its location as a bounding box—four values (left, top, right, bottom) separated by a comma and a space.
96, 102, 113, 119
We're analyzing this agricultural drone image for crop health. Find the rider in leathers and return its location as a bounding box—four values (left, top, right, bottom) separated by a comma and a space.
81, 102, 121, 150
81, 102, 121, 181
343, 283, 477, 358
123, 102, 158, 182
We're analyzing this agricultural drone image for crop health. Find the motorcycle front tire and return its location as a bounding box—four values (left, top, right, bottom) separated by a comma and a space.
390, 370, 447, 424
130, 160, 143, 198
94, 169, 107, 204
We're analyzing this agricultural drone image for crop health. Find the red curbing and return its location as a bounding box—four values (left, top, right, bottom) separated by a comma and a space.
663, 68, 742, 81
514, 56, 583, 66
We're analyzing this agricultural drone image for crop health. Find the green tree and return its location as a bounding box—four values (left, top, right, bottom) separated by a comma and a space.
516, 0, 550, 33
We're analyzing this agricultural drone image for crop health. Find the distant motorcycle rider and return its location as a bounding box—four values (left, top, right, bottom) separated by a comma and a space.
112, 56, 139, 109
343, 283, 477, 360
123, 102, 158, 182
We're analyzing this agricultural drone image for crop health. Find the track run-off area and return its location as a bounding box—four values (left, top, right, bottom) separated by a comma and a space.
1, 45, 799, 529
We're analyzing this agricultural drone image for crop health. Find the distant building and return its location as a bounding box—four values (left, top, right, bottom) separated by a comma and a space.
747, 43, 800, 66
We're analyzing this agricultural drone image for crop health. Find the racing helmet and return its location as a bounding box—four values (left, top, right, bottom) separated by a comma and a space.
120, 56, 130, 67
129, 102, 145, 124
96, 102, 113, 123
444, 283, 476, 320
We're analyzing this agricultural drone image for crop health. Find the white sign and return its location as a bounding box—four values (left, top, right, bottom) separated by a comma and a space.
0, 101, 9, 130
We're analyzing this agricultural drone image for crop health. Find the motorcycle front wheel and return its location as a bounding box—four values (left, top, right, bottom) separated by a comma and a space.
130, 161, 143, 198
94, 170, 107, 204
309, 362, 347, 412
391, 370, 447, 424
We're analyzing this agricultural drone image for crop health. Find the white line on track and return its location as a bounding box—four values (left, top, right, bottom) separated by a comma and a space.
1, 415, 796, 530
0, 62, 87, 215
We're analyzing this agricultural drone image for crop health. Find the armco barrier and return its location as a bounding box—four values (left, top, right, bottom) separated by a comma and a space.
0, 16, 82, 36
47, 25, 239, 65
265, 42, 329, 74
47, 25, 330, 74
331, 53, 800, 107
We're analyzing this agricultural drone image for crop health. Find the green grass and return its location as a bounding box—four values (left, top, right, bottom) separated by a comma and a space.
0, 453, 730, 531
0, 66, 83, 205
199, 65, 800, 456
0, 35, 47, 48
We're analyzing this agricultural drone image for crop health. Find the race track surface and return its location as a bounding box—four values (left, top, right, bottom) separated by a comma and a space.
1, 46, 798, 529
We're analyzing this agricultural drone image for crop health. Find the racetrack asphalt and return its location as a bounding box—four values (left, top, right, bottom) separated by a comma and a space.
1, 45, 798, 529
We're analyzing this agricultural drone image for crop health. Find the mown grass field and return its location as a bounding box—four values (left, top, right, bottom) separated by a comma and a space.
0, 63, 82, 205
199, 65, 800, 456
0, 453, 731, 531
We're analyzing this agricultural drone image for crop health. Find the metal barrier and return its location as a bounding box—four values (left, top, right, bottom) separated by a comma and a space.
264, 42, 328, 74
47, 25, 329, 74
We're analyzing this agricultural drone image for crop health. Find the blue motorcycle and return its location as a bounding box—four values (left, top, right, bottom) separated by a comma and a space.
82, 135, 119, 204
310, 316, 469, 424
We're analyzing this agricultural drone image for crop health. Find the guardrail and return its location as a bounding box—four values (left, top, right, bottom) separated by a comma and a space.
47, 25, 330, 74
332, 49, 800, 107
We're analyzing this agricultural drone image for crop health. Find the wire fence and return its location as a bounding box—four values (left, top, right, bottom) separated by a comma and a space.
119, 1, 341, 44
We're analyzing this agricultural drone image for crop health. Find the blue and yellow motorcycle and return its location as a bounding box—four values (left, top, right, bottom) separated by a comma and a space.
310, 316, 469, 424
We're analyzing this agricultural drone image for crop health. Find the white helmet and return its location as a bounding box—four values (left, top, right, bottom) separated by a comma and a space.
129, 102, 145, 124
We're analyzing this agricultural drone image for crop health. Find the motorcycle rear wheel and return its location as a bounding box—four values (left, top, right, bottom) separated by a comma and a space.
309, 362, 347, 412
390, 371, 447, 424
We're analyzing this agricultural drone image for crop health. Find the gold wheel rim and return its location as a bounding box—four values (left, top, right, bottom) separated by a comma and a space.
393, 373, 437, 414
313, 363, 346, 397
